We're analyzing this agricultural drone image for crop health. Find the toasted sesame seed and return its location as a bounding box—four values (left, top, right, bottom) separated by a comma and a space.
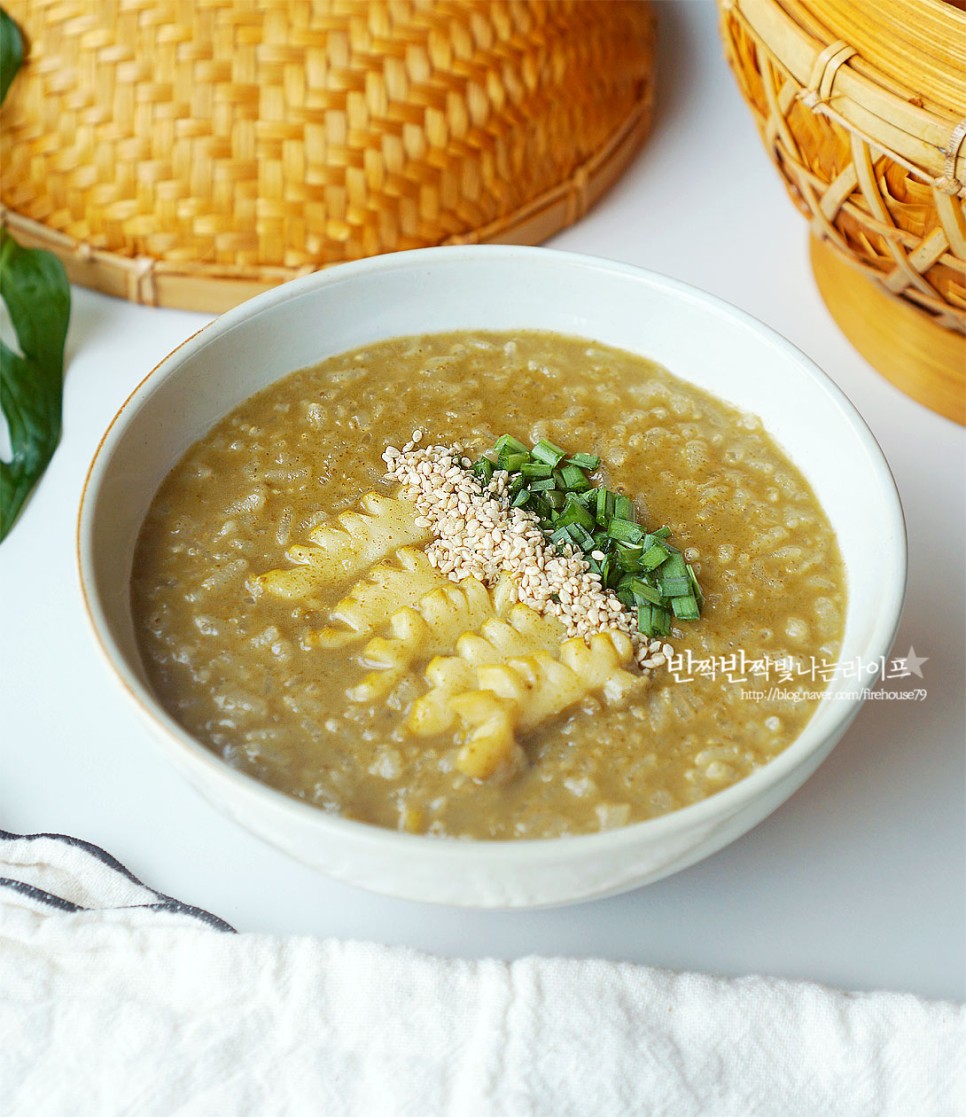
383, 438, 674, 674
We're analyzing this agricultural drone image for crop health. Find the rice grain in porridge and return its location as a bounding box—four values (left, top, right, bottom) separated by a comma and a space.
131, 330, 846, 839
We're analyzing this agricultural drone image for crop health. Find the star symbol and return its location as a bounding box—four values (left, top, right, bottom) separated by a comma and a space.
893, 646, 929, 678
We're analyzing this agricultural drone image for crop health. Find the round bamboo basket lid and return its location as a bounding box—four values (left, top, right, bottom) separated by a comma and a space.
0, 0, 656, 314
719, 0, 966, 424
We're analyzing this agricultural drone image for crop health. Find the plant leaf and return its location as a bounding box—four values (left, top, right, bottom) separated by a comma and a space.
0, 229, 71, 541
0, 7, 24, 105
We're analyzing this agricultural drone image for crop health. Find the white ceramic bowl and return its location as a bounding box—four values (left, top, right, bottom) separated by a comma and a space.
78, 246, 906, 908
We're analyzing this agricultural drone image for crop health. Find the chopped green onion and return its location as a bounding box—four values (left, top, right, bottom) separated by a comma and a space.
531, 439, 567, 467
472, 457, 494, 482
605, 561, 624, 591
521, 461, 553, 479
528, 493, 552, 519
501, 450, 529, 473
614, 493, 635, 522
687, 563, 704, 607
599, 553, 616, 588
606, 518, 644, 545
494, 433, 528, 456
661, 552, 688, 580
566, 453, 600, 470
671, 594, 701, 621
627, 579, 664, 606
594, 487, 608, 525
568, 523, 597, 552
659, 575, 692, 598
558, 463, 591, 491
555, 496, 596, 532
641, 543, 670, 570
638, 604, 671, 638
615, 544, 644, 573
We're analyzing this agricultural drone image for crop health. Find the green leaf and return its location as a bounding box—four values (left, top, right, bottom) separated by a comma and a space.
0, 229, 71, 541
0, 8, 24, 105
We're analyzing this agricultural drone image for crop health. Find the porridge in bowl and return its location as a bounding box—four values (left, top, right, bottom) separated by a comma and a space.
131, 330, 846, 839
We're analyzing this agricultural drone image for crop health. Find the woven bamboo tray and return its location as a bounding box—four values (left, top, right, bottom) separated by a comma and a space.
0, 0, 656, 314
718, 0, 966, 424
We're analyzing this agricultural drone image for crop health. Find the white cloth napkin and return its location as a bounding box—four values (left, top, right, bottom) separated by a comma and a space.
1, 831, 962, 1117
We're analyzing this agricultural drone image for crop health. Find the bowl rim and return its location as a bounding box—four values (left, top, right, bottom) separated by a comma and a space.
77, 243, 908, 861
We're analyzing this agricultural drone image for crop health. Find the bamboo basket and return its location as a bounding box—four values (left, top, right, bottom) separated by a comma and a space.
0, 0, 656, 313
718, 0, 966, 424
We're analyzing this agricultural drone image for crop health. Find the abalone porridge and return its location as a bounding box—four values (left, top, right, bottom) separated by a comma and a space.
131, 330, 846, 839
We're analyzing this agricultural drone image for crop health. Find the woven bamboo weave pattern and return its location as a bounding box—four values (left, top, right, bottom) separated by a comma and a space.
718, 0, 966, 334
0, 0, 656, 311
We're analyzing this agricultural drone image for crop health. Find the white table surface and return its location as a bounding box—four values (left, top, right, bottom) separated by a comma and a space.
3, 1, 963, 1003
